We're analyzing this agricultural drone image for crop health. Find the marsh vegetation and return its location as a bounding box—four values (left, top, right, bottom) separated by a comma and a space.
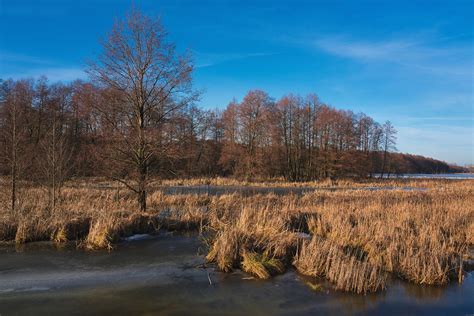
0, 178, 472, 294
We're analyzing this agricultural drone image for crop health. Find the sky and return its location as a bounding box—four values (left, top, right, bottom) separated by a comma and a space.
0, 0, 473, 165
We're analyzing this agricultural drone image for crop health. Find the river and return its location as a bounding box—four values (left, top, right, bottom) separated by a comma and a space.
0, 233, 472, 315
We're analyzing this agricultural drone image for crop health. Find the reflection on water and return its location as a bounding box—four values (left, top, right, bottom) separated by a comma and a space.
377, 173, 474, 180
0, 233, 473, 316
160, 185, 426, 196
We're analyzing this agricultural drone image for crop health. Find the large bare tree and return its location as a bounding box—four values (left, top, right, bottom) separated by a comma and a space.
88, 9, 197, 211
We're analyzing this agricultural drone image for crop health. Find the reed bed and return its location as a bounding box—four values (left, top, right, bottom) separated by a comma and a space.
0, 178, 472, 294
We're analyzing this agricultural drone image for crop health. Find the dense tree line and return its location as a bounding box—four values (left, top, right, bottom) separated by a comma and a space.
0, 9, 464, 211
376, 153, 466, 175
0, 78, 459, 181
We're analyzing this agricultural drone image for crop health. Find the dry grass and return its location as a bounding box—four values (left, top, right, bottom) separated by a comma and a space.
241, 250, 285, 279
293, 237, 386, 294
85, 215, 120, 250
0, 177, 472, 294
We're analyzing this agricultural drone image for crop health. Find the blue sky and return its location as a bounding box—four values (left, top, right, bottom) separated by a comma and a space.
1, 0, 473, 165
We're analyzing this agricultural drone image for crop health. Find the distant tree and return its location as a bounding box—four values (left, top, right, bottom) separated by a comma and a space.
369, 122, 383, 177
203, 109, 224, 176
380, 120, 397, 178
304, 94, 321, 179
69, 81, 104, 177
38, 84, 74, 211
33, 76, 49, 144
219, 100, 241, 175
0, 80, 32, 212
237, 90, 273, 179
275, 94, 304, 181
88, 8, 197, 211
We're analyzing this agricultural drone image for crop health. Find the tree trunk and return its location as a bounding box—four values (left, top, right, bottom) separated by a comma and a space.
138, 163, 147, 212
51, 114, 57, 211
10, 153, 16, 213
380, 150, 387, 179
10, 101, 17, 213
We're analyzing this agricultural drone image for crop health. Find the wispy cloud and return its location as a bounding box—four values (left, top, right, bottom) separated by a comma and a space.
0, 51, 54, 65
195, 51, 277, 68
315, 38, 417, 60
402, 116, 473, 122
313, 36, 473, 78
1, 67, 86, 82
0, 51, 86, 82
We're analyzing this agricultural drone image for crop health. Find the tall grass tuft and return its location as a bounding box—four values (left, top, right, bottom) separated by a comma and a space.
294, 237, 386, 294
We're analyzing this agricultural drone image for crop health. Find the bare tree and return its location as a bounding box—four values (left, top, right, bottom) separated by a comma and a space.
88, 8, 197, 211
380, 120, 397, 178
38, 84, 74, 211
0, 80, 32, 213
219, 100, 241, 175
237, 90, 273, 179
33, 76, 49, 144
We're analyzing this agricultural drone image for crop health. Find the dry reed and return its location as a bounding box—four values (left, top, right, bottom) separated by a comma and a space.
0, 177, 472, 293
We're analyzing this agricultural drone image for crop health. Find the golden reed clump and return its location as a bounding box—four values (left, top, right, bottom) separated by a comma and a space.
0, 178, 472, 293
293, 237, 386, 294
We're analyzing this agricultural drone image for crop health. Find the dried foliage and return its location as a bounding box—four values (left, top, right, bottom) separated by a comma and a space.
294, 237, 386, 294
0, 178, 472, 294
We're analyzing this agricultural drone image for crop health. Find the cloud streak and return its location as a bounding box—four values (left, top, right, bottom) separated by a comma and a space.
0, 51, 54, 65
0, 51, 86, 82
1, 67, 87, 82
195, 51, 277, 68
313, 36, 473, 78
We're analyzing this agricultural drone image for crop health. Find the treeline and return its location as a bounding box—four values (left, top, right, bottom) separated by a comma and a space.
375, 153, 466, 174
0, 78, 456, 183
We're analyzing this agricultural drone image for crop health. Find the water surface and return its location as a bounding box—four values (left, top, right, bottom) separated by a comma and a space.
378, 173, 474, 180
1, 233, 472, 316
160, 185, 426, 196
